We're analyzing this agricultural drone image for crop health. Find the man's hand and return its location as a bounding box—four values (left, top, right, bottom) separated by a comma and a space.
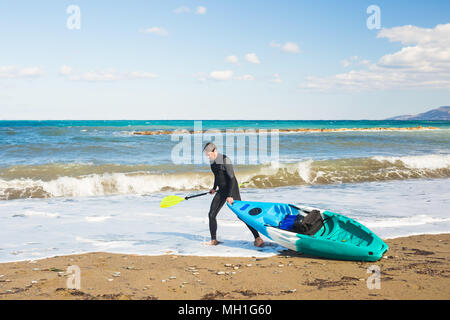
209, 189, 216, 194
226, 197, 234, 205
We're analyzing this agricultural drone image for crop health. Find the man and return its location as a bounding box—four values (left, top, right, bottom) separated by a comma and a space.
203, 142, 264, 247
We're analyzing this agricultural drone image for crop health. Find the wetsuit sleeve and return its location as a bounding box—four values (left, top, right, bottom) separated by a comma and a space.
211, 163, 219, 191
224, 157, 237, 197
212, 173, 218, 191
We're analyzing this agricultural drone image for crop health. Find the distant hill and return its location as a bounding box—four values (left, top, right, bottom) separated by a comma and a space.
386, 106, 450, 120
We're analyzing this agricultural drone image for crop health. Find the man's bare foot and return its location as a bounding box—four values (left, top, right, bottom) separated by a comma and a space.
206, 239, 221, 246
254, 237, 264, 247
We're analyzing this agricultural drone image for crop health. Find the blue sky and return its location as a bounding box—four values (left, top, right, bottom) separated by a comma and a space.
0, 0, 449, 120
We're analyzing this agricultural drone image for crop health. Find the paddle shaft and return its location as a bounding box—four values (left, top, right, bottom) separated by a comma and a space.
185, 192, 209, 200
184, 181, 250, 201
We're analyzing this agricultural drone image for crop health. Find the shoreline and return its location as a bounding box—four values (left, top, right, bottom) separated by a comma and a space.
0, 233, 448, 300
133, 126, 440, 136
1, 231, 446, 265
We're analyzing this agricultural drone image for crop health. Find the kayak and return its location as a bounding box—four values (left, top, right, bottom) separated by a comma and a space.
227, 200, 388, 261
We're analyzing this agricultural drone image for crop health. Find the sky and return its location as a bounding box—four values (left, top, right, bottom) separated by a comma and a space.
0, 0, 449, 120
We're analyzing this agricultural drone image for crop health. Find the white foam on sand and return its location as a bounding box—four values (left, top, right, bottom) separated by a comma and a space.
0, 178, 448, 262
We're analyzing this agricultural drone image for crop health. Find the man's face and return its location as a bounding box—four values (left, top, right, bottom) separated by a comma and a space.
205, 149, 217, 161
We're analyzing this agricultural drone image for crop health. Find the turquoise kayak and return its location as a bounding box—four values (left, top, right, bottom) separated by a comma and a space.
227, 200, 388, 261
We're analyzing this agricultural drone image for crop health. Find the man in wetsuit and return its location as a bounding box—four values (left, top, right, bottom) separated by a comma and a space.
203, 142, 264, 247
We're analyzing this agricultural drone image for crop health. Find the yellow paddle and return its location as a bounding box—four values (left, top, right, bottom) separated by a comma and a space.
160, 182, 250, 208
160, 192, 209, 208
238, 181, 250, 188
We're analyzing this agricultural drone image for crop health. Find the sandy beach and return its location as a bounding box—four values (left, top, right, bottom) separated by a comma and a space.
0, 233, 448, 300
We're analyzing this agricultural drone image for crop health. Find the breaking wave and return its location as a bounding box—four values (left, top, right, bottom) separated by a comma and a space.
0, 154, 449, 200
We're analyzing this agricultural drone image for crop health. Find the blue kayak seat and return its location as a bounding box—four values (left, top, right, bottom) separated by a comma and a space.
279, 214, 302, 231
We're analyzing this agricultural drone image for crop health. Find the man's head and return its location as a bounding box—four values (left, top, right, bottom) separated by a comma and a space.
203, 142, 218, 161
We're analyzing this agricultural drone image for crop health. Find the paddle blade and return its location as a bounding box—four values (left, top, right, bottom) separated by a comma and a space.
160, 195, 185, 208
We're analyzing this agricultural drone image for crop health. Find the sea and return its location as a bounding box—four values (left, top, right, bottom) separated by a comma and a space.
0, 120, 449, 262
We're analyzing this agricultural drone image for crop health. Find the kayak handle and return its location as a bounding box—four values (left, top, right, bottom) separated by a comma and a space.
289, 204, 313, 215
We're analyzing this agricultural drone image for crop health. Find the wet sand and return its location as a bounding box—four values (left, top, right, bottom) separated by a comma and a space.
133, 126, 439, 136
0, 233, 448, 300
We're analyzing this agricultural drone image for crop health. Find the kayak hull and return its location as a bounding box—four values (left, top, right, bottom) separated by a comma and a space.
227, 200, 388, 262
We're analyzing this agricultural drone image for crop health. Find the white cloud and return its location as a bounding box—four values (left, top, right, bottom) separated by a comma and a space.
196, 6, 207, 15
236, 74, 255, 81
128, 71, 159, 79
174, 6, 206, 15
271, 73, 282, 83
377, 24, 450, 46
270, 41, 301, 53
18, 67, 44, 77
76, 70, 121, 82
340, 56, 359, 68
340, 60, 351, 68
141, 27, 168, 36
174, 6, 191, 14
193, 72, 208, 82
359, 59, 371, 67
193, 71, 254, 82
60, 65, 73, 76
299, 23, 450, 92
210, 70, 234, 81
60, 66, 158, 82
341, 56, 371, 68
225, 55, 239, 65
282, 42, 300, 53
245, 53, 260, 64
0, 66, 44, 79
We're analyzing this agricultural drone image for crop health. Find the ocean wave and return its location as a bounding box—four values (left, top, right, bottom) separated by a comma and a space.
372, 154, 450, 170
0, 154, 449, 200
361, 215, 450, 229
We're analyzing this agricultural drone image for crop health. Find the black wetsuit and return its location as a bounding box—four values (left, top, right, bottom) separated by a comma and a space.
208, 153, 260, 241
